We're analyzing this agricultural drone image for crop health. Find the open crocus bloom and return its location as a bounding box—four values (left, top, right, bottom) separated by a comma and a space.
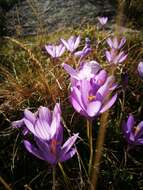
12, 104, 61, 140
107, 36, 126, 50
45, 44, 65, 58
24, 126, 79, 165
61, 36, 80, 53
122, 115, 143, 146
98, 17, 108, 25
62, 60, 101, 80
137, 61, 143, 78
106, 49, 127, 65
70, 72, 117, 119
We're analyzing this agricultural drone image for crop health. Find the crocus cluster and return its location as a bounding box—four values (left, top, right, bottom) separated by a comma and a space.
45, 36, 81, 58
106, 37, 127, 65
122, 114, 143, 147
45, 35, 92, 63
13, 104, 78, 165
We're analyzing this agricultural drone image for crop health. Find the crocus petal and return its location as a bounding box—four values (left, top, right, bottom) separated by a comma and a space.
61, 133, 79, 154
24, 140, 45, 161
55, 44, 65, 57
135, 139, 143, 145
74, 50, 83, 57
116, 52, 127, 63
100, 93, 117, 113
24, 109, 36, 124
118, 37, 126, 49
59, 45, 65, 56
138, 62, 143, 78
59, 148, 77, 162
113, 37, 118, 49
127, 115, 135, 133
60, 39, 70, 51
70, 95, 83, 113
62, 63, 77, 77
70, 86, 86, 111
80, 80, 91, 106
45, 45, 55, 57
73, 36, 80, 50
87, 101, 102, 117
53, 103, 61, 118
38, 106, 52, 124
135, 121, 143, 139
24, 118, 35, 135
35, 138, 56, 164
107, 38, 113, 48
35, 119, 50, 140
88, 61, 101, 75
105, 51, 112, 62
118, 53, 127, 63
94, 70, 107, 86
54, 125, 63, 145
97, 76, 115, 97
50, 117, 60, 139
12, 119, 24, 128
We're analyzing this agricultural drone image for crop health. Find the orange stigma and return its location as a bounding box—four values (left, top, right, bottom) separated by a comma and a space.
51, 139, 58, 155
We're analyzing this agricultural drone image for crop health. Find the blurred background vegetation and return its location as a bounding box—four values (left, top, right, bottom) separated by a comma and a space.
1, 0, 143, 37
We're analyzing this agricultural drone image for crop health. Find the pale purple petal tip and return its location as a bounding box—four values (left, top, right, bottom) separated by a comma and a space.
87, 101, 102, 117
100, 93, 117, 113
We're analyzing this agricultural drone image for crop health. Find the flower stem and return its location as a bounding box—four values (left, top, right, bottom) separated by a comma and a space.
87, 119, 93, 177
58, 163, 72, 190
52, 166, 56, 190
90, 111, 109, 190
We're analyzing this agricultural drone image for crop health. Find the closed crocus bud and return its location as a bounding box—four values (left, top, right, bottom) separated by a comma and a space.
138, 62, 143, 78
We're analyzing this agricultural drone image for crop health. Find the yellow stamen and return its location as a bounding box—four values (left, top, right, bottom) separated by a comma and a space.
88, 95, 96, 102
134, 126, 140, 135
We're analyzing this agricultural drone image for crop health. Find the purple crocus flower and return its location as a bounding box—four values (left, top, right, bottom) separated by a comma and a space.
12, 104, 61, 140
98, 17, 108, 25
122, 114, 143, 146
106, 49, 127, 65
107, 36, 126, 50
61, 36, 80, 53
24, 126, 79, 165
45, 44, 65, 58
70, 71, 117, 119
74, 37, 91, 59
62, 60, 101, 80
137, 62, 143, 78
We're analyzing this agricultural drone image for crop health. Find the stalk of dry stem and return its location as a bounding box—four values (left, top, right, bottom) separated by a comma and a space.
90, 111, 109, 190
